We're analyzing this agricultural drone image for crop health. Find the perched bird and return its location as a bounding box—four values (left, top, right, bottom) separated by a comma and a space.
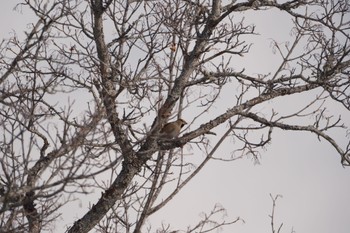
159, 119, 187, 139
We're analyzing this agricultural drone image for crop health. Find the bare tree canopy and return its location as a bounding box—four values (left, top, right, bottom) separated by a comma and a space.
0, 0, 349, 232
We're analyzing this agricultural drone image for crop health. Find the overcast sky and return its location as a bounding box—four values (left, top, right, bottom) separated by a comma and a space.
1, 1, 350, 233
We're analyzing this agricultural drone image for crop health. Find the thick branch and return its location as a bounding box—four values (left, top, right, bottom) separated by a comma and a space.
160, 83, 319, 150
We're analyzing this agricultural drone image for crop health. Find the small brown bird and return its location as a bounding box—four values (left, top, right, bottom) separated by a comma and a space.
159, 119, 187, 139
169, 43, 177, 52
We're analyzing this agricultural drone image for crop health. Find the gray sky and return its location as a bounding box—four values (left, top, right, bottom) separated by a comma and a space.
1, 1, 350, 233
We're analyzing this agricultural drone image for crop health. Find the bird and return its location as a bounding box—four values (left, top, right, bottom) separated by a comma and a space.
159, 119, 187, 139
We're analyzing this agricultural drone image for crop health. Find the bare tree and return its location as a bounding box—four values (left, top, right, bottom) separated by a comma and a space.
0, 0, 349, 232
269, 194, 295, 233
